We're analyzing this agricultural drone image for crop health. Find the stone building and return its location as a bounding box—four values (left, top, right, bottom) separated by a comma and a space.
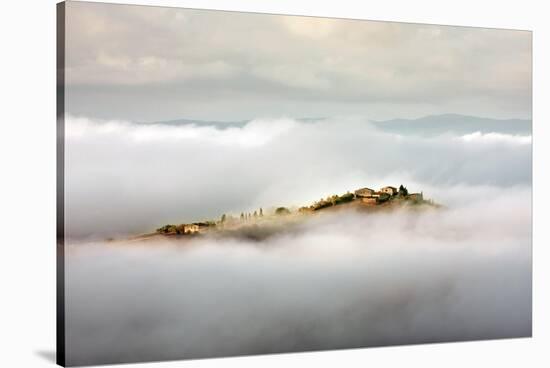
380, 186, 398, 196
184, 224, 200, 233
354, 187, 375, 198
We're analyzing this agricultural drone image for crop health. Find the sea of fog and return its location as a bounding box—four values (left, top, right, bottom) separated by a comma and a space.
64, 115, 531, 240
63, 116, 531, 365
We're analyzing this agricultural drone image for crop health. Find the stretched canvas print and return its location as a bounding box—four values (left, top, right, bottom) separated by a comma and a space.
56, 1, 532, 366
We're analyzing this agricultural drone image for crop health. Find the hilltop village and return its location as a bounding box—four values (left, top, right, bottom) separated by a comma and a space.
155, 185, 433, 236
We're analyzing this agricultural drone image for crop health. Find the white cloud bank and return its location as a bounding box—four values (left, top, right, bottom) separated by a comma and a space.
63, 114, 531, 365
65, 115, 531, 240
65, 196, 531, 365
459, 131, 532, 145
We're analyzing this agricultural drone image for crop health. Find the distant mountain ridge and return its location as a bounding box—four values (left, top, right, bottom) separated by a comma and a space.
142, 118, 247, 129
372, 113, 531, 136
144, 114, 532, 136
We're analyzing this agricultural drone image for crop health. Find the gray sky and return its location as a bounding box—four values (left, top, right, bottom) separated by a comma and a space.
65, 1, 532, 122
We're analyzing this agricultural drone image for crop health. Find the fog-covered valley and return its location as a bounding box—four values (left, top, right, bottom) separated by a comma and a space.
64, 114, 531, 365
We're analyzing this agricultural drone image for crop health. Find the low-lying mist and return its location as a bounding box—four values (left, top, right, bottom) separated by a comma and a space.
64, 115, 531, 240
65, 190, 532, 366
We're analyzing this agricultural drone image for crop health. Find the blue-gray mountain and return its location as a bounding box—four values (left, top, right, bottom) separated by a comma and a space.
144, 114, 531, 136
372, 114, 531, 136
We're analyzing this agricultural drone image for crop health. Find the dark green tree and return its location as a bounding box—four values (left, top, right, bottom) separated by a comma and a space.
275, 207, 291, 215
399, 184, 408, 196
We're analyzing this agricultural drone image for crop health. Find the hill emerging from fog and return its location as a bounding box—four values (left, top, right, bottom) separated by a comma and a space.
124, 185, 439, 244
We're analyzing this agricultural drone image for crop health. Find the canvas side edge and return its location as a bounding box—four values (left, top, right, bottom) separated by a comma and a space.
56, 2, 66, 366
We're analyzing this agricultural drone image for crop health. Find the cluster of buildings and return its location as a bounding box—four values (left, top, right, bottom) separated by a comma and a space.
182, 223, 207, 234
354, 185, 423, 204
156, 222, 214, 235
